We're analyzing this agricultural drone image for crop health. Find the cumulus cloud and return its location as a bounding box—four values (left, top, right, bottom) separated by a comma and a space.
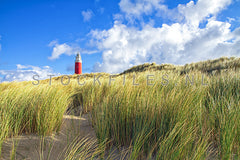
119, 0, 178, 23
82, 10, 94, 22
48, 41, 79, 60
89, 0, 240, 73
119, 0, 163, 18
48, 40, 98, 60
178, 0, 232, 27
0, 64, 60, 82
227, 17, 235, 23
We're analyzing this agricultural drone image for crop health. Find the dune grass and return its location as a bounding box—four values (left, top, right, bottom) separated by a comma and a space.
0, 57, 239, 159
0, 83, 73, 156
70, 70, 239, 159
121, 56, 240, 75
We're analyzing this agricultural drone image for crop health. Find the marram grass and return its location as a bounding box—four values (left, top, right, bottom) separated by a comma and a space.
84, 71, 239, 159
0, 83, 73, 155
0, 58, 239, 159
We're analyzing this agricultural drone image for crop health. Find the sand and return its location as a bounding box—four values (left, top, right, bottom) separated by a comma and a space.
1, 114, 97, 160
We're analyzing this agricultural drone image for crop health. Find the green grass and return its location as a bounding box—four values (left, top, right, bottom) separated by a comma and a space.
121, 56, 240, 75
0, 57, 239, 159
0, 83, 73, 155
67, 70, 239, 159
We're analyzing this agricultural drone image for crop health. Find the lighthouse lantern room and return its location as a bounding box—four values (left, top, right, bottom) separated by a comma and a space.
75, 52, 82, 74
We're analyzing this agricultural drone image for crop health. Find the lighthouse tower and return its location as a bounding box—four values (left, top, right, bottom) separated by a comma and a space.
75, 52, 82, 74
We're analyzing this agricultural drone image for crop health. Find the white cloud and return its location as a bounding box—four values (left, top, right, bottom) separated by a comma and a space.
0, 65, 60, 82
82, 10, 94, 22
81, 49, 98, 54
48, 40, 98, 60
119, 0, 169, 23
90, 0, 240, 73
119, 0, 232, 25
227, 17, 235, 23
48, 41, 79, 60
178, 0, 232, 27
113, 13, 124, 21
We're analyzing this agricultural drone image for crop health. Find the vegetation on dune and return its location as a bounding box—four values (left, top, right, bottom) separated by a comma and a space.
0, 56, 239, 159
121, 56, 240, 75
0, 84, 72, 147
82, 71, 239, 159
37, 56, 240, 84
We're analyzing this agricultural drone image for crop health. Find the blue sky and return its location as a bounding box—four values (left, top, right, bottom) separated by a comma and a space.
0, 0, 240, 82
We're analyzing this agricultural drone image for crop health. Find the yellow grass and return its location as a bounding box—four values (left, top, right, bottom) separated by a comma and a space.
0, 56, 239, 159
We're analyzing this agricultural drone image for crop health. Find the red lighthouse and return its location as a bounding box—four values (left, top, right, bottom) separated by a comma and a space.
75, 52, 82, 74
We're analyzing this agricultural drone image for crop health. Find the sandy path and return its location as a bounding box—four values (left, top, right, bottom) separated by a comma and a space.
1, 114, 97, 160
